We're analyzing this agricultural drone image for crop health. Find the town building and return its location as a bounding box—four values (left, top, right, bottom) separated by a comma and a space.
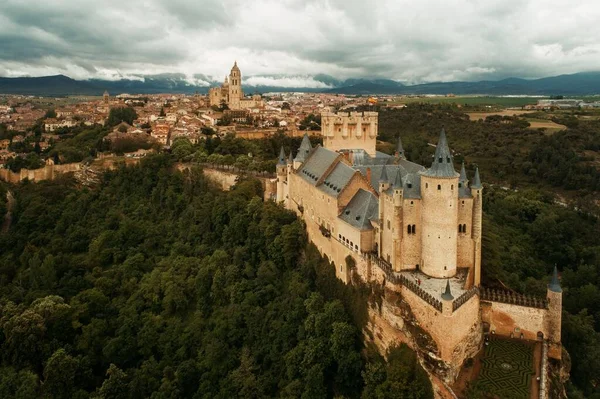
275, 111, 562, 385
209, 62, 264, 110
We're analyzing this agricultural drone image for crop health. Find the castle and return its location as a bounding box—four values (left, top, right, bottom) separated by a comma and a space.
275, 111, 562, 388
208, 62, 263, 110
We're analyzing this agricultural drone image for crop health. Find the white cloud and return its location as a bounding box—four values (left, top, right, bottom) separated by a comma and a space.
1, 0, 599, 82
244, 76, 332, 88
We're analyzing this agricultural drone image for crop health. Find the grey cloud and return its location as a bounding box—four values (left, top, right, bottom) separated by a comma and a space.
0, 0, 599, 82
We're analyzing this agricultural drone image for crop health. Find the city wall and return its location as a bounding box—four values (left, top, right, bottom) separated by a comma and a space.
0, 163, 81, 183
481, 300, 549, 341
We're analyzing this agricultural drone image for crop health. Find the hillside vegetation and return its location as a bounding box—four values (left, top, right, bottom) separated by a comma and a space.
0, 157, 432, 399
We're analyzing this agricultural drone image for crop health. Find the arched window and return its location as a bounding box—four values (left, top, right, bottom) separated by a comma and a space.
426, 183, 428, 189
437, 184, 441, 190
387, 220, 391, 229
458, 224, 463, 233
451, 184, 454, 190
463, 224, 467, 233
407, 225, 411, 234
411, 224, 416, 234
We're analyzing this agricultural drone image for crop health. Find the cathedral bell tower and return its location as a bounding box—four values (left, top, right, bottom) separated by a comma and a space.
228, 61, 243, 110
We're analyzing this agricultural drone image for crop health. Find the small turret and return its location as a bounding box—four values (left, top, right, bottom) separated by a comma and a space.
379, 166, 389, 183
287, 150, 294, 165
549, 265, 562, 293
459, 162, 472, 198
294, 133, 313, 168
277, 146, 286, 166
441, 280, 454, 301
392, 168, 403, 189
395, 135, 405, 158
471, 167, 482, 189
441, 280, 454, 316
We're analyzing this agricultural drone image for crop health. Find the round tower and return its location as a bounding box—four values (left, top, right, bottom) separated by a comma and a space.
276, 146, 287, 203
470, 166, 483, 286
547, 266, 562, 358
420, 129, 460, 278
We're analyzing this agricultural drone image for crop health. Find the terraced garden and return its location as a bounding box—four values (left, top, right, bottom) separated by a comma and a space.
474, 338, 535, 399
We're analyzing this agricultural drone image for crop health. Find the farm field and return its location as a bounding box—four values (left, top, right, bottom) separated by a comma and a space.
389, 96, 540, 107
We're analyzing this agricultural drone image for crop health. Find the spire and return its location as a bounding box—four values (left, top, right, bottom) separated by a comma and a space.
395, 135, 405, 158
423, 128, 458, 178
277, 146, 286, 166
288, 150, 294, 164
441, 280, 454, 301
471, 167, 482, 189
460, 162, 468, 183
549, 265, 562, 293
379, 166, 389, 183
393, 168, 403, 189
294, 133, 313, 163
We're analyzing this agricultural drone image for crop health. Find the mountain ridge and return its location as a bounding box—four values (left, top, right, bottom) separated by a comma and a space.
1, 72, 600, 96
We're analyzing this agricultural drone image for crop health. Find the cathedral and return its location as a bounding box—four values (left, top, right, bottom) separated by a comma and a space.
275, 111, 563, 388
208, 62, 263, 110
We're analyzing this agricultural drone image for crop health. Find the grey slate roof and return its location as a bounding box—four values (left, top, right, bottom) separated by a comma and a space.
396, 136, 405, 158
458, 162, 472, 198
392, 168, 403, 189
288, 150, 294, 164
422, 128, 459, 178
403, 173, 422, 199
294, 133, 313, 163
319, 162, 355, 197
277, 146, 286, 166
356, 161, 425, 195
339, 189, 379, 230
298, 146, 339, 186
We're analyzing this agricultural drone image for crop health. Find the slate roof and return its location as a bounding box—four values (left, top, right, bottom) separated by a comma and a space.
356, 161, 425, 195
422, 128, 460, 178
319, 162, 355, 197
339, 189, 379, 230
277, 146, 286, 165
298, 146, 339, 186
294, 133, 313, 163
549, 265, 562, 293
396, 136, 405, 158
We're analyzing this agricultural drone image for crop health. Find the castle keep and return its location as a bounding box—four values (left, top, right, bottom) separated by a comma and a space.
275, 111, 562, 389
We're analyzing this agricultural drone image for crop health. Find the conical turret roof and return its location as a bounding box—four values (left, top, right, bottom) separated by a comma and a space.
458, 162, 472, 198
441, 280, 454, 301
393, 168, 403, 189
379, 166, 389, 183
396, 135, 405, 158
549, 265, 562, 293
294, 133, 313, 163
460, 162, 468, 182
288, 150, 294, 164
423, 128, 459, 178
277, 146, 286, 166
471, 167, 482, 189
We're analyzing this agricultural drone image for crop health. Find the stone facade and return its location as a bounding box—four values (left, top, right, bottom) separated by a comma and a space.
208, 62, 264, 110
274, 110, 564, 387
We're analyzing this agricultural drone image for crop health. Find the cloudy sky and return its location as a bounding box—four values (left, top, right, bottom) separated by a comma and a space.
1, 0, 599, 85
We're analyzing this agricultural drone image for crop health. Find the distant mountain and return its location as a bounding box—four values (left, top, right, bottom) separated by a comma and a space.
0, 75, 100, 96
1, 72, 600, 96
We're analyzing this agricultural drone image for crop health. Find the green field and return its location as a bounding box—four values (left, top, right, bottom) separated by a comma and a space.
388, 96, 540, 107
472, 338, 535, 399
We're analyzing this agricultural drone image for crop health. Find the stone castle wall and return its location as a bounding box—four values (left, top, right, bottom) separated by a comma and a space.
321, 111, 378, 156
0, 163, 82, 183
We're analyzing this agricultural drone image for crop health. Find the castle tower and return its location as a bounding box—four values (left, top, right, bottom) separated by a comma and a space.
276, 146, 287, 203
228, 61, 243, 110
547, 266, 562, 358
321, 111, 378, 156
470, 167, 483, 286
294, 133, 312, 169
103, 90, 109, 106
391, 169, 404, 271
377, 167, 391, 262
420, 128, 460, 278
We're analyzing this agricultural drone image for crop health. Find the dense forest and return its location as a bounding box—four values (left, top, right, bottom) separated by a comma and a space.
0, 156, 432, 398
375, 104, 600, 208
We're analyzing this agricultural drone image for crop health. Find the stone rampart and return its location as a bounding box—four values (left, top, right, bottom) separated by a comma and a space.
0, 163, 82, 183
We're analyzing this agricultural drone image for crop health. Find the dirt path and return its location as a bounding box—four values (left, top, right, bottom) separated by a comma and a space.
1, 190, 15, 233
